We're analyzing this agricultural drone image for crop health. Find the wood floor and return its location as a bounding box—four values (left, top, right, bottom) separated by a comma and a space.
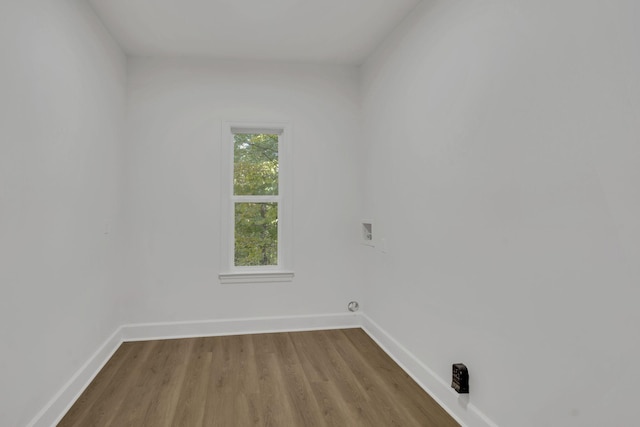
59, 328, 459, 426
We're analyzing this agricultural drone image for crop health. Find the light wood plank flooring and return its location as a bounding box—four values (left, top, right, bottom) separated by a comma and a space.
59, 328, 460, 426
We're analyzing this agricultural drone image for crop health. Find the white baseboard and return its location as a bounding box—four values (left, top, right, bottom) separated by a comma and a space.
26, 328, 124, 427
360, 313, 498, 427
120, 312, 361, 342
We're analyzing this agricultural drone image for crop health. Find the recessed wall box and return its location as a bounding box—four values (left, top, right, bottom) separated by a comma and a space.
362, 220, 373, 246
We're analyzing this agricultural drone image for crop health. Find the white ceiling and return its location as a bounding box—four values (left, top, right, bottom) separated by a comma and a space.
89, 0, 421, 65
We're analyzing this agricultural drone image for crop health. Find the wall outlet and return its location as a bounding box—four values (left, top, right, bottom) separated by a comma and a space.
452, 363, 469, 393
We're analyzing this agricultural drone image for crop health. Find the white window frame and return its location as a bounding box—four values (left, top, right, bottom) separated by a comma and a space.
219, 122, 294, 284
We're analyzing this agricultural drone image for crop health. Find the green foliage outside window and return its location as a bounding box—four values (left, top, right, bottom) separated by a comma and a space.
234, 133, 278, 195
233, 134, 279, 266
235, 203, 278, 266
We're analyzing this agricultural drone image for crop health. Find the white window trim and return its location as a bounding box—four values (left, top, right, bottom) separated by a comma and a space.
219, 122, 294, 284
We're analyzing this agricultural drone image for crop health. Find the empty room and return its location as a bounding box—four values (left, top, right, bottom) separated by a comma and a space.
2, 0, 639, 426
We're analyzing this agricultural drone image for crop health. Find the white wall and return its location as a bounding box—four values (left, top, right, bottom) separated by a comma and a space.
361, 0, 640, 426
123, 58, 363, 324
0, 1, 127, 425
7, 1, 639, 425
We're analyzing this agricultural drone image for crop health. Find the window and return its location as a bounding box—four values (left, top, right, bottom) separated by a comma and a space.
219, 123, 293, 284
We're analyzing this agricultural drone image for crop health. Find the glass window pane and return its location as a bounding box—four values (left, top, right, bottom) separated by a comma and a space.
234, 133, 278, 196
234, 202, 278, 266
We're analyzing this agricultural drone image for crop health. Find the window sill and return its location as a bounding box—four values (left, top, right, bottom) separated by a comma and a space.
219, 271, 295, 284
